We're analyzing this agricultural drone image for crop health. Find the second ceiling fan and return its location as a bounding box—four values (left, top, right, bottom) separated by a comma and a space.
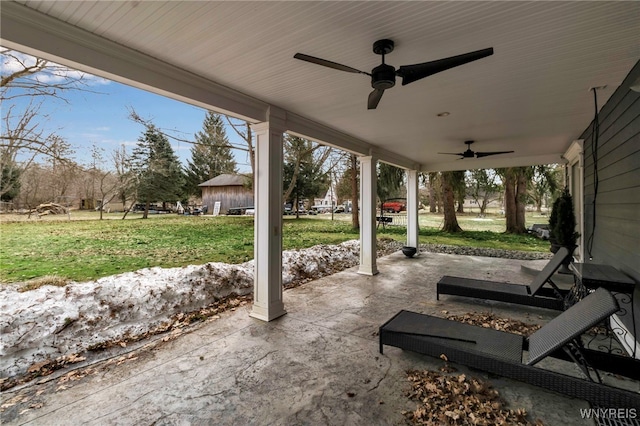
439, 140, 514, 159
294, 39, 493, 110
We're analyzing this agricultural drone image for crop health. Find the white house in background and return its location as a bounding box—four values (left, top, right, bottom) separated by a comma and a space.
312, 185, 337, 213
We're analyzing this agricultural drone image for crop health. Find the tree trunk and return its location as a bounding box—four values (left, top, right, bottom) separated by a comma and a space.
457, 192, 465, 214
121, 199, 136, 220
428, 172, 437, 213
515, 169, 527, 233
350, 155, 359, 230
504, 169, 518, 233
442, 172, 462, 232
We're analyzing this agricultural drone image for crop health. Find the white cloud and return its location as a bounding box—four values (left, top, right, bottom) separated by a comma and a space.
1, 48, 111, 87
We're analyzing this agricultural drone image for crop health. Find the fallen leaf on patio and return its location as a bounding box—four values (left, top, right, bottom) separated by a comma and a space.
446, 312, 541, 336
440, 364, 457, 373
404, 369, 541, 425
27, 361, 50, 373
1, 394, 27, 410
445, 410, 460, 419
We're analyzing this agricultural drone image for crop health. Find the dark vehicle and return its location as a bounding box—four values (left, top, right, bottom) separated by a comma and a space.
228, 206, 254, 215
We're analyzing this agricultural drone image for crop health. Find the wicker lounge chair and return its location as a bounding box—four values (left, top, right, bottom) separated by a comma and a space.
436, 246, 572, 310
380, 288, 640, 408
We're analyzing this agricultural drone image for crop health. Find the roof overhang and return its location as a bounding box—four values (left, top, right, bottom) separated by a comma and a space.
2, 1, 638, 171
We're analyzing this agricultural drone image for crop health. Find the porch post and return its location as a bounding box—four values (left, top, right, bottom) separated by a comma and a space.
358, 155, 378, 275
249, 108, 287, 322
406, 169, 420, 254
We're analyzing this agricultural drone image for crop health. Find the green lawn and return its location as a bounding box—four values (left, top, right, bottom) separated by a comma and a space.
0, 211, 550, 283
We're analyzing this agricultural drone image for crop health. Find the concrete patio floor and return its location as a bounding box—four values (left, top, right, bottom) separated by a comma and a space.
2, 250, 638, 425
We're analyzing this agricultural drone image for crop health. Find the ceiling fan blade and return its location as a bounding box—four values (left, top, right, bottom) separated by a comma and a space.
475, 150, 514, 158
293, 53, 370, 75
368, 88, 385, 110
397, 47, 494, 86
438, 152, 465, 156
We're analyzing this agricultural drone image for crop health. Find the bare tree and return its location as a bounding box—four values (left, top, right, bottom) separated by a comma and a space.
83, 145, 123, 219
45, 136, 78, 200
467, 169, 501, 216
16, 164, 48, 213
226, 117, 255, 184
529, 165, 561, 212
1, 49, 94, 199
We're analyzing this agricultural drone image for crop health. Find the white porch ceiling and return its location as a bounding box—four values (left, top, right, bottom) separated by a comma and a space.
2, 1, 639, 171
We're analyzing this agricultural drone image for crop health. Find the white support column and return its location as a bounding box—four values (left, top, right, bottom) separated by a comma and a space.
358, 155, 378, 275
406, 169, 420, 254
249, 109, 287, 322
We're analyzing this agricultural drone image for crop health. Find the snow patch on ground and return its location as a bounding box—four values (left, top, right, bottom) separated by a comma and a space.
1, 240, 364, 378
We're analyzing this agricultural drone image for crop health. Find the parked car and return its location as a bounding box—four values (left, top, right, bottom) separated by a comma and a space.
333, 206, 345, 213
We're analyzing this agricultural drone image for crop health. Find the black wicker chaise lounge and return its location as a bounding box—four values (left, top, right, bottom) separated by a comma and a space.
380, 287, 640, 408
437, 246, 572, 310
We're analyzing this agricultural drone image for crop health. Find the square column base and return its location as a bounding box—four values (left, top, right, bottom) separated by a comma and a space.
357, 267, 379, 276
250, 302, 287, 322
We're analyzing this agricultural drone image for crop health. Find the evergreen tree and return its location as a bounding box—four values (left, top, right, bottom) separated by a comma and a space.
377, 162, 404, 213
185, 111, 237, 196
130, 124, 184, 218
0, 152, 21, 202
282, 135, 332, 216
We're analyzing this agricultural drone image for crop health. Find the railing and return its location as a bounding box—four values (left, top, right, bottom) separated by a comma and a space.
376, 212, 407, 227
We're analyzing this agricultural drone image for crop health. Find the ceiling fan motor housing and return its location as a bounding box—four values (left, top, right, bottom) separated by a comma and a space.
371, 64, 396, 89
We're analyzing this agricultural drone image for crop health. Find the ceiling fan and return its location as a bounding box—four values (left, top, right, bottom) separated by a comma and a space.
293, 39, 493, 110
439, 140, 514, 159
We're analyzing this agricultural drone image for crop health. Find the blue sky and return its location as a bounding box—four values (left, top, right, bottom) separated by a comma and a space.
3, 48, 252, 172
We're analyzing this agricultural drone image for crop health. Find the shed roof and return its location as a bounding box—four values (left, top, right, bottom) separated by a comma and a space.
199, 174, 248, 187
